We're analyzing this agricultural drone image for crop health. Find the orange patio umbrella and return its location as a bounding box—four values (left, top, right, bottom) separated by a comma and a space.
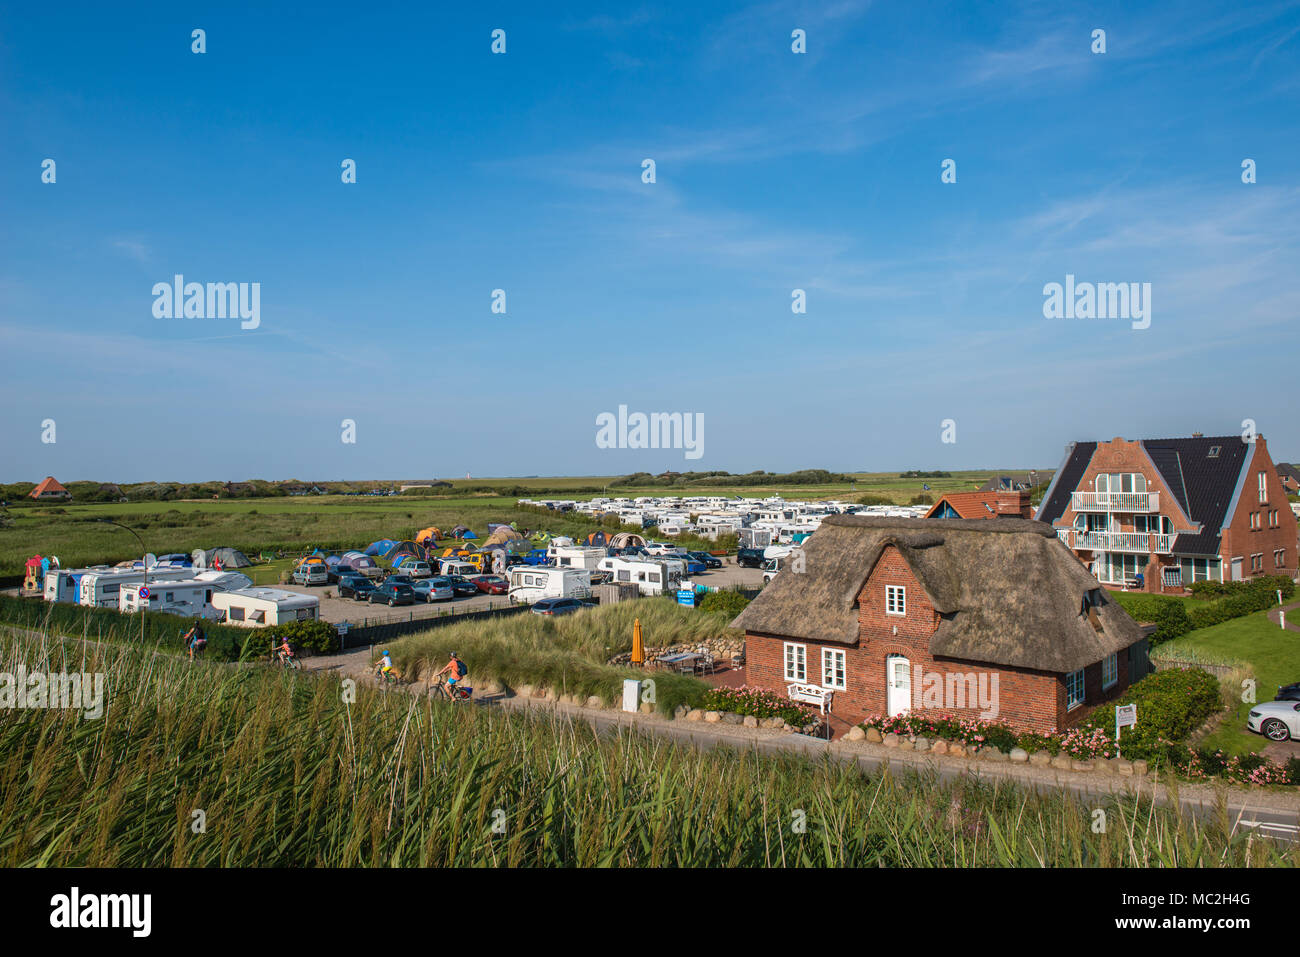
631, 617, 645, 667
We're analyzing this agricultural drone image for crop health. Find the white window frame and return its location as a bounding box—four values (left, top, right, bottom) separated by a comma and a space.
885, 585, 906, 616
1258, 470, 1268, 504
1066, 668, 1085, 710
821, 648, 846, 690
1101, 653, 1118, 690
783, 642, 806, 682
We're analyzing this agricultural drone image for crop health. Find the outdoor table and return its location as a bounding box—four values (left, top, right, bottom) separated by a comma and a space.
656, 652, 699, 672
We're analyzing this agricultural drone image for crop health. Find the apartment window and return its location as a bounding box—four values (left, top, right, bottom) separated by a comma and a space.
1066, 669, 1086, 710
1276, 549, 1287, 568
885, 585, 906, 616
1251, 554, 1263, 573
1258, 471, 1268, 504
822, 648, 847, 690
1102, 653, 1118, 690
784, 642, 807, 682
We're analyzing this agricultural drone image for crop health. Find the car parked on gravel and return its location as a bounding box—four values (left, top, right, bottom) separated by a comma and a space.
530, 597, 587, 616
338, 575, 377, 601
291, 564, 328, 586
442, 575, 481, 597
1247, 700, 1300, 741
369, 581, 415, 606
411, 578, 454, 602
469, 574, 508, 595
687, 550, 722, 569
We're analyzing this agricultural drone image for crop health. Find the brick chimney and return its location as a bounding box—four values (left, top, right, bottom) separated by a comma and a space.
995, 489, 1032, 518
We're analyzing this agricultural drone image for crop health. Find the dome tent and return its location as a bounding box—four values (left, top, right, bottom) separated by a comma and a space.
607, 532, 646, 550
337, 551, 377, 574
449, 525, 470, 539
384, 540, 424, 564
416, 527, 441, 546
202, 546, 252, 568
364, 539, 398, 557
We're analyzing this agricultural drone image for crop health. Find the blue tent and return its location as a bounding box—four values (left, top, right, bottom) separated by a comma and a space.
364, 539, 398, 556
461, 530, 478, 540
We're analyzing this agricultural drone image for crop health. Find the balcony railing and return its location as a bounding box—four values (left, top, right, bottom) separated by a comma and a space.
1071, 491, 1159, 512
1057, 528, 1173, 554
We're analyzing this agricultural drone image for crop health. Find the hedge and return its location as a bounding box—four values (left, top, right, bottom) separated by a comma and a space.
1081, 667, 1221, 760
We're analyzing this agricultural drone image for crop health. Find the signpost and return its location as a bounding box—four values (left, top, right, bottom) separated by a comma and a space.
138, 587, 150, 600
1115, 703, 1137, 759
677, 588, 695, 608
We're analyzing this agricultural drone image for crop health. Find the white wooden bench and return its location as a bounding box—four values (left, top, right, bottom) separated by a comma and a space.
787, 683, 833, 715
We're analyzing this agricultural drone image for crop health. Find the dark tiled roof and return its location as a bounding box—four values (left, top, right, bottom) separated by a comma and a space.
1036, 443, 1096, 526
1143, 436, 1249, 556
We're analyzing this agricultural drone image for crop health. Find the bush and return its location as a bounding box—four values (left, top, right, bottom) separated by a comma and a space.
700, 686, 818, 726
856, 494, 894, 506
265, 617, 339, 655
1151, 601, 1193, 646
1082, 667, 1221, 760
697, 590, 750, 618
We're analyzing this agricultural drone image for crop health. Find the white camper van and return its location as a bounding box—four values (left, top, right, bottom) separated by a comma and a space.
44, 566, 110, 603
120, 580, 224, 619
211, 587, 320, 627
78, 567, 194, 608
547, 545, 606, 571
508, 567, 592, 604
595, 557, 684, 597
438, 559, 480, 578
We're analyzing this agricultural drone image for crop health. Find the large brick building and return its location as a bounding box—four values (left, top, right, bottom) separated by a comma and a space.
1036, 435, 1297, 592
732, 516, 1146, 733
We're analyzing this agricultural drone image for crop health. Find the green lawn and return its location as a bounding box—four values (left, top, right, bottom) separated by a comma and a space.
1157, 608, 1300, 755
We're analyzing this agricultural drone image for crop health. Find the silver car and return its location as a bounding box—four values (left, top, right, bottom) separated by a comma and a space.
1246, 700, 1300, 742
411, 577, 454, 603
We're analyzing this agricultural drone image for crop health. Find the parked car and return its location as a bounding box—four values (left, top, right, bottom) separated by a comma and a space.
369, 581, 416, 606
443, 575, 481, 597
678, 556, 706, 575
1276, 681, 1300, 702
338, 575, 377, 601
737, 547, 766, 568
385, 574, 415, 588
688, 550, 722, 569
395, 560, 433, 579
291, 564, 328, 586
411, 578, 454, 602
1247, 700, 1300, 741
469, 574, 508, 595
531, 597, 586, 616
522, 549, 550, 566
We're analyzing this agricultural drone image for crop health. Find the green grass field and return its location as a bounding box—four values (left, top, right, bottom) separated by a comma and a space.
0, 469, 1050, 579
1158, 609, 1300, 756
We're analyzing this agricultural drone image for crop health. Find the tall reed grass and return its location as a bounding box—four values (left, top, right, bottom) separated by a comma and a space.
0, 627, 1290, 867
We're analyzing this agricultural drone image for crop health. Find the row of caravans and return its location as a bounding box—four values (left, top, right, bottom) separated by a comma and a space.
506, 555, 689, 604
117, 571, 254, 618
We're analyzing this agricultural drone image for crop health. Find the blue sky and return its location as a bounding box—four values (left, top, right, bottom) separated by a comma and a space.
2, 0, 1298, 483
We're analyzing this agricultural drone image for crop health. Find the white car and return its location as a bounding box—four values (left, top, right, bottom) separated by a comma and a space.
1246, 700, 1300, 742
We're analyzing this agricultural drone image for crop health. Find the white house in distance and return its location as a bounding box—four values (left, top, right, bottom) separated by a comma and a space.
211, 587, 320, 627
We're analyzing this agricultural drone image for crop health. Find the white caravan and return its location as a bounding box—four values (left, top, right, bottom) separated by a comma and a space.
78, 567, 194, 608
547, 545, 606, 570
596, 557, 684, 596
508, 567, 592, 604
44, 565, 111, 603
211, 587, 320, 627
120, 580, 224, 619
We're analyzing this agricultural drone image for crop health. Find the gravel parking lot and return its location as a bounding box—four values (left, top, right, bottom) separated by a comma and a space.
280, 560, 767, 627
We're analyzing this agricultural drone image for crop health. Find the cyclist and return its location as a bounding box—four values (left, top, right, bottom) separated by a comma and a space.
434, 651, 467, 698
274, 636, 295, 666
376, 649, 395, 681
183, 623, 207, 660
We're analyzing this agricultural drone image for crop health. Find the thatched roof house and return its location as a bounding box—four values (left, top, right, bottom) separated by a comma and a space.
733, 515, 1147, 734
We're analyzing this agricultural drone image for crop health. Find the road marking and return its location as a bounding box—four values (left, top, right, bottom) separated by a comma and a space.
1236, 819, 1300, 839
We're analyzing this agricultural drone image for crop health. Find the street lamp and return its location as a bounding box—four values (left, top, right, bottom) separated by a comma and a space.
98, 520, 148, 643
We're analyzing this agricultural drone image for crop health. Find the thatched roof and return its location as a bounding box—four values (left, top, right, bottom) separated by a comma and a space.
731, 515, 1142, 674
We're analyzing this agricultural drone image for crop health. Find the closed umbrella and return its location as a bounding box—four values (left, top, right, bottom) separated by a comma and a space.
631, 618, 644, 667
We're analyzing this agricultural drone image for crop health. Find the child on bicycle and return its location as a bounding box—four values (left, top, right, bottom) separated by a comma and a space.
183, 623, 207, 660
275, 637, 295, 665
434, 651, 468, 697
376, 649, 394, 680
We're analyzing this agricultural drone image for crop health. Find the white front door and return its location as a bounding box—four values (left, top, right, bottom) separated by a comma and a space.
887, 656, 911, 716
1231, 557, 1243, 581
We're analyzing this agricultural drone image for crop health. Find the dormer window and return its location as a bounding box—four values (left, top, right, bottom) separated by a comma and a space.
885, 585, 906, 616
1208, 446, 1220, 458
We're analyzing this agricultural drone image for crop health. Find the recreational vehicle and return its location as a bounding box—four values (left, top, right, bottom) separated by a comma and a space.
595, 557, 684, 597
44, 566, 109, 603
547, 545, 606, 570
119, 580, 224, 619
438, 559, 480, 578
211, 587, 320, 627
508, 567, 592, 604
78, 567, 194, 609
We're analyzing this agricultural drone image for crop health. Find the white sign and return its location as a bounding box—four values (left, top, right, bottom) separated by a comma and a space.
622, 679, 641, 713
336, 622, 349, 636
1116, 704, 1137, 729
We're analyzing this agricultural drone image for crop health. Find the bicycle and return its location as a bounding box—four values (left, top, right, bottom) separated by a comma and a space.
431, 673, 473, 702
276, 652, 301, 671
375, 666, 401, 687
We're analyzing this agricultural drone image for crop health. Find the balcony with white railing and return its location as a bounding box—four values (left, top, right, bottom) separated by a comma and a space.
1057, 529, 1173, 554
1071, 490, 1159, 512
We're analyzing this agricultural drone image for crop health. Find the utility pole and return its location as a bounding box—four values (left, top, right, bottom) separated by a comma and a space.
98, 520, 148, 643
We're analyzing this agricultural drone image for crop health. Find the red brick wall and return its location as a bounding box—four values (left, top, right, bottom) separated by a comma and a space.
1220, 438, 1297, 580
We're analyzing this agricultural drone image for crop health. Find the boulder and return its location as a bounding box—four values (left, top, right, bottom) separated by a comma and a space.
1029, 750, 1052, 767
1132, 760, 1149, 776
516, 684, 534, 699
864, 727, 883, 743
846, 726, 865, 742
479, 678, 505, 694
983, 749, 1007, 763
948, 741, 965, 757
673, 704, 690, 719
722, 712, 744, 725
1115, 759, 1134, 776
913, 736, 931, 752
585, 696, 605, 710
1050, 754, 1073, 770
704, 711, 722, 723
1008, 748, 1029, 763
762, 717, 784, 729
882, 733, 900, 748
930, 739, 948, 755
639, 701, 655, 715
686, 709, 704, 721
743, 715, 759, 728
1071, 759, 1094, 772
